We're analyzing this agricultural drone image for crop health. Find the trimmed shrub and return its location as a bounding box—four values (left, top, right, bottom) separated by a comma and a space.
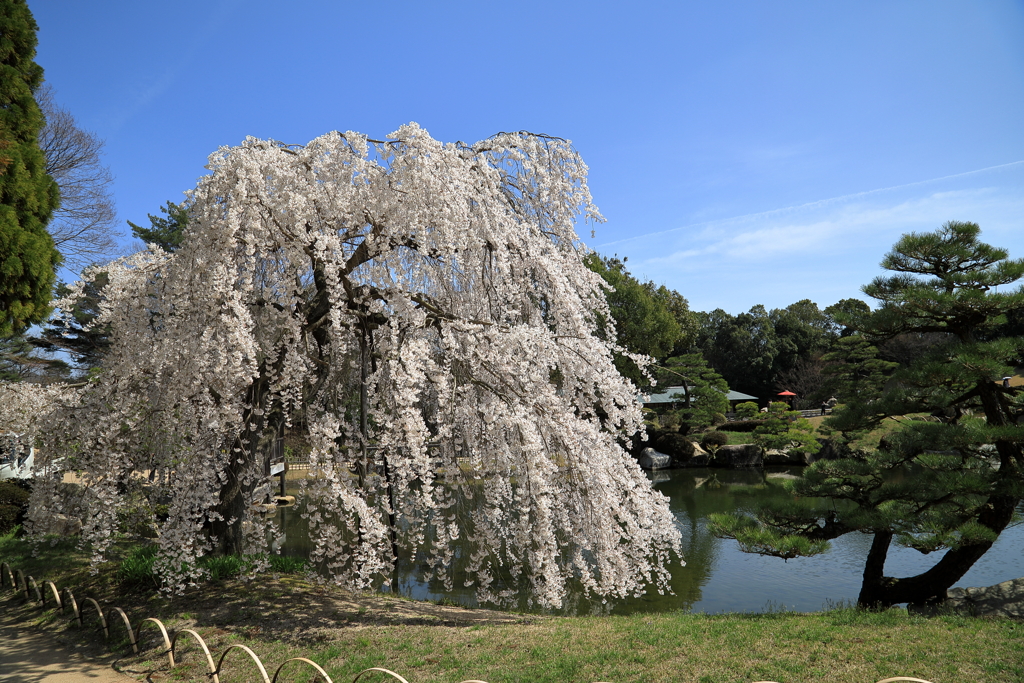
711, 412, 727, 426
734, 401, 760, 420
700, 431, 730, 451
654, 433, 696, 462
717, 420, 762, 433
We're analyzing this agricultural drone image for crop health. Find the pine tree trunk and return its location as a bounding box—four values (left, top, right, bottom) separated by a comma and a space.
857, 495, 1019, 608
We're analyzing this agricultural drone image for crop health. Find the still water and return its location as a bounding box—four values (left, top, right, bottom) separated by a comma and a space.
275, 467, 1023, 615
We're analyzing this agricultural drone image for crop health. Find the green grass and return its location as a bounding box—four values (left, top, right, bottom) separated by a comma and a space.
723, 430, 755, 445
0, 529, 307, 597
117, 605, 1022, 683
116, 545, 309, 587
2, 529, 1021, 683
117, 544, 160, 587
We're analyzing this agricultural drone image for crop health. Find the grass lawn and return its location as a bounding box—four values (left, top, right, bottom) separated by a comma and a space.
723, 430, 755, 445
2, 531, 1022, 683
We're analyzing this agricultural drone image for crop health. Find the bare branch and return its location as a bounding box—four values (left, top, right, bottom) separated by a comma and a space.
36, 85, 118, 270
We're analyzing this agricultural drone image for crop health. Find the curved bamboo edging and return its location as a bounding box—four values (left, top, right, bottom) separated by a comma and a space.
352, 667, 411, 683
25, 575, 41, 603
170, 628, 219, 680
61, 587, 81, 624
215, 643, 272, 682
0, 561, 12, 587
134, 617, 173, 666
272, 657, 334, 683
42, 579, 61, 607
0, 555, 936, 683
81, 596, 108, 638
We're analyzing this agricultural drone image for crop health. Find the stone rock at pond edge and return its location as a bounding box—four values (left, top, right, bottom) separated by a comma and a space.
686, 442, 711, 467
805, 438, 854, 464
653, 433, 696, 464
934, 578, 1024, 619
763, 448, 803, 465
639, 448, 672, 470
714, 444, 763, 468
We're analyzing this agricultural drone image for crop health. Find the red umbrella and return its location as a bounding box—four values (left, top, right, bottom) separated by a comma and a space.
777, 391, 796, 396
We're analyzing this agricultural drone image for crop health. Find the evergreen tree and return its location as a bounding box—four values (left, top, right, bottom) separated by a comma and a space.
694, 305, 780, 399
0, 330, 68, 382
30, 271, 110, 375
656, 352, 730, 433
712, 222, 1024, 608
584, 253, 681, 385
0, 0, 61, 335
128, 200, 188, 252
820, 335, 898, 406
752, 401, 820, 459
823, 297, 871, 338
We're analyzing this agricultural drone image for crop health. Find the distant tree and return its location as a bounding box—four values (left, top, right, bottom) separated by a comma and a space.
0, 0, 61, 335
773, 354, 828, 408
696, 299, 864, 404
657, 352, 730, 433
584, 254, 681, 384
649, 284, 697, 354
712, 222, 1024, 608
768, 300, 834, 390
751, 401, 820, 459
35, 85, 117, 269
30, 272, 110, 375
876, 331, 952, 368
694, 305, 779, 399
823, 298, 871, 338
819, 336, 898, 407
128, 200, 188, 252
0, 331, 69, 382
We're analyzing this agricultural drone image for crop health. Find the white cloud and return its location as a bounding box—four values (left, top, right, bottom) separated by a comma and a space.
612, 164, 1024, 313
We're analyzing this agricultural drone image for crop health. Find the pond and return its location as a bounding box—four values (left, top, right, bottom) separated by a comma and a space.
274, 466, 1024, 615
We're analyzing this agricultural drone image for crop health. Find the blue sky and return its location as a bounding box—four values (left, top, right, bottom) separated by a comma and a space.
29, 0, 1024, 314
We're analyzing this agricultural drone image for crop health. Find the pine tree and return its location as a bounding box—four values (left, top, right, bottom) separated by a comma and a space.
752, 401, 821, 459
712, 222, 1024, 607
656, 352, 730, 432
127, 200, 188, 252
820, 335, 898, 408
0, 330, 68, 382
584, 253, 681, 385
30, 272, 110, 375
0, 0, 61, 335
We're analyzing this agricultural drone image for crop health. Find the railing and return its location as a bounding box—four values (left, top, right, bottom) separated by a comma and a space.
0, 557, 935, 683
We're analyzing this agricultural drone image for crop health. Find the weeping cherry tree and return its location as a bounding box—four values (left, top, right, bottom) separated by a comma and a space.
30, 124, 682, 607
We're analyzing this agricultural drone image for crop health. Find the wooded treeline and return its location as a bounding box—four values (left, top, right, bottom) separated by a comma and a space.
585, 254, 1024, 409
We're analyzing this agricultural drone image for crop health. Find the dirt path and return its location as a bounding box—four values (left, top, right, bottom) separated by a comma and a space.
0, 609, 133, 683
0, 576, 535, 682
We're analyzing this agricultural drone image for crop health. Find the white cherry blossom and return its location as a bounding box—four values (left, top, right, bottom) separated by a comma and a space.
29, 125, 682, 606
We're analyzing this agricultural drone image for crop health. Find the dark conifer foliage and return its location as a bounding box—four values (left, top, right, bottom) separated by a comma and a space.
128, 200, 188, 252
0, 0, 61, 334
30, 272, 110, 375
712, 222, 1024, 608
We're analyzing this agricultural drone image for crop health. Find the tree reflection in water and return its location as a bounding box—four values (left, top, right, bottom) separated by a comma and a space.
273, 467, 1024, 615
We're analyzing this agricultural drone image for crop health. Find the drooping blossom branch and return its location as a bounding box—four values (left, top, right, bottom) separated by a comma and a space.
32, 125, 682, 606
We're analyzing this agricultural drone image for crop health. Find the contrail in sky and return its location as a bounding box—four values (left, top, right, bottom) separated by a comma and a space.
596, 159, 1024, 249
